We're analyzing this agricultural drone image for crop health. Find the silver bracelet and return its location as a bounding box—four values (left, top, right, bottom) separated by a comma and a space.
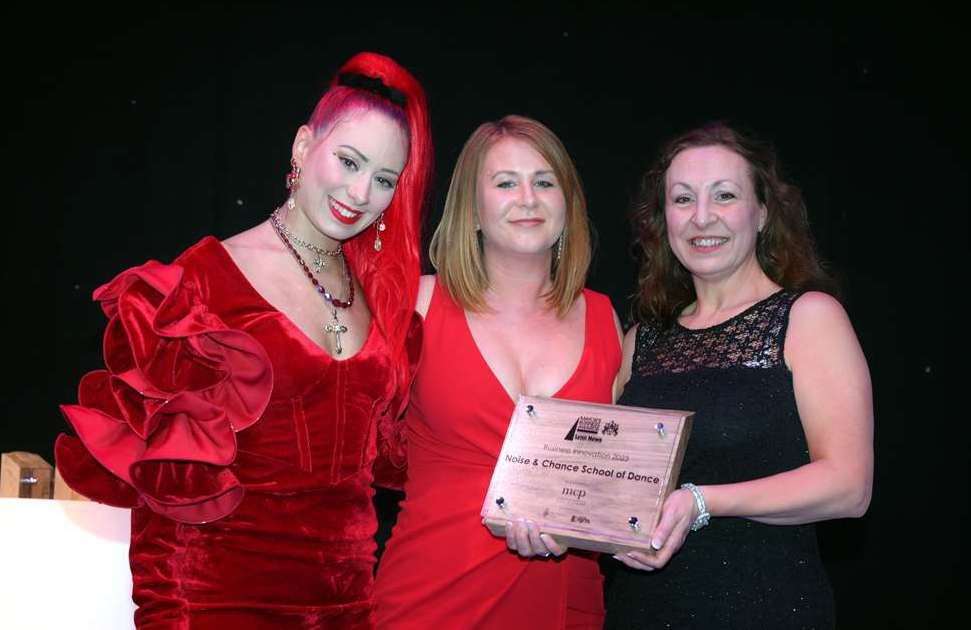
680, 483, 710, 531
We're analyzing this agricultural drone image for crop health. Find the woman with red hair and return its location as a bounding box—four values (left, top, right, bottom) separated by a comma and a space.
56, 51, 433, 628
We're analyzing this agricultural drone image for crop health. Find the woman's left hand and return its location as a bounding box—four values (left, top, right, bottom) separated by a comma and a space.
613, 488, 696, 571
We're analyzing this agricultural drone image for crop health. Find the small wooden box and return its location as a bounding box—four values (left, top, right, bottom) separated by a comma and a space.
53, 466, 89, 501
0, 451, 53, 499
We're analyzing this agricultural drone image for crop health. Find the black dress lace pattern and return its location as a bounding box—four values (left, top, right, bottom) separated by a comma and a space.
604, 290, 835, 630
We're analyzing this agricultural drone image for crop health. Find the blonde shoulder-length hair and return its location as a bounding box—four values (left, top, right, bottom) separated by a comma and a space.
429, 115, 592, 317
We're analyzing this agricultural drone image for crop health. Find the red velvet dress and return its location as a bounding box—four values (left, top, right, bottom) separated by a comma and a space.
373, 281, 621, 629
56, 236, 416, 629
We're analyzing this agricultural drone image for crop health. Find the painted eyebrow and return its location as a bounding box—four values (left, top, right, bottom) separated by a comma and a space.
338, 144, 400, 176
338, 144, 369, 162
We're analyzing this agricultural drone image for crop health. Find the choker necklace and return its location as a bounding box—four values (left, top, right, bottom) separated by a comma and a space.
270, 209, 342, 273
269, 210, 355, 356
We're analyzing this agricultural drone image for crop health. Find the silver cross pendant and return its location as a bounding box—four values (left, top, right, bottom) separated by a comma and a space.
324, 310, 348, 355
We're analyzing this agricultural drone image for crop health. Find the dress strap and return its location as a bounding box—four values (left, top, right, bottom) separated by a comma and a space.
581, 290, 621, 361
420, 277, 470, 352
772, 290, 801, 359
424, 276, 452, 325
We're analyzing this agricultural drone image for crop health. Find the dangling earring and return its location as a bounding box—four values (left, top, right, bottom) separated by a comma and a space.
555, 230, 565, 263
285, 159, 301, 212
374, 214, 386, 252
286, 158, 301, 191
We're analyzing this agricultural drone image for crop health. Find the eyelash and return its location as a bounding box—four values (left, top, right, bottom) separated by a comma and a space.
496, 180, 555, 189
337, 154, 359, 172
337, 153, 396, 190
673, 192, 736, 204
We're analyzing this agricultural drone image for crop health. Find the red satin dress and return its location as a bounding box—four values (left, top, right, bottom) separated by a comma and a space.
56, 236, 416, 629
374, 281, 621, 629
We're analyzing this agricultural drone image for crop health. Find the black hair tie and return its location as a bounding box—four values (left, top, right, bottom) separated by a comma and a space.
337, 72, 407, 107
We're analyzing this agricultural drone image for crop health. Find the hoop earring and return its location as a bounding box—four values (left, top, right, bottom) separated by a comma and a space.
286, 158, 301, 191
374, 214, 386, 252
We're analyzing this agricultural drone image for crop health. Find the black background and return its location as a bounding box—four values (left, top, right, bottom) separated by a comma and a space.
3, 2, 964, 627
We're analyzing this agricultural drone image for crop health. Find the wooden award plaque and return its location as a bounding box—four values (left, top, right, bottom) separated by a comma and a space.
481, 395, 693, 554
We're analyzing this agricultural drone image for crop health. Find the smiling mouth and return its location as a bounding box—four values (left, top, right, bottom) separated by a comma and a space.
689, 237, 730, 248
509, 218, 545, 227
329, 197, 364, 225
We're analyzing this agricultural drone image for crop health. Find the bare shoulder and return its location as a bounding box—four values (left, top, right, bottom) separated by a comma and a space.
218, 222, 290, 289
223, 222, 274, 254
789, 291, 852, 333
415, 274, 437, 318
786, 291, 861, 367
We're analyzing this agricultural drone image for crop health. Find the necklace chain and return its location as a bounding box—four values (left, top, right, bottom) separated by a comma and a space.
269, 209, 354, 354
270, 210, 342, 272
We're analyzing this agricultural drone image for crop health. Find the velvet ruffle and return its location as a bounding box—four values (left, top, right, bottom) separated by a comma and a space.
57, 260, 273, 523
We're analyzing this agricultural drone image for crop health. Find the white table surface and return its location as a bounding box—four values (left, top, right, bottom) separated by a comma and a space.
0, 498, 134, 629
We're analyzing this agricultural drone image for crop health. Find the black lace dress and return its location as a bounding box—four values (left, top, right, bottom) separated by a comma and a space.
604, 290, 834, 629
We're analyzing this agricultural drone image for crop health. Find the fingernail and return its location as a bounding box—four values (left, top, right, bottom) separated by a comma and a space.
651, 539, 663, 550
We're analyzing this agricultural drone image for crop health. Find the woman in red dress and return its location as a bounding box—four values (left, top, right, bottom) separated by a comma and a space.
55, 52, 433, 629
374, 115, 623, 629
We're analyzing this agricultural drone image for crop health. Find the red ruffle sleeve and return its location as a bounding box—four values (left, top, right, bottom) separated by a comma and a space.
56, 260, 273, 524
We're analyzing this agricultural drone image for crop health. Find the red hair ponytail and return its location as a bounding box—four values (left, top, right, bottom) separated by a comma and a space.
309, 52, 433, 431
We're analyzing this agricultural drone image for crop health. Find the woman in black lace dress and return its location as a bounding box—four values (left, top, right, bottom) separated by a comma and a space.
605, 123, 873, 629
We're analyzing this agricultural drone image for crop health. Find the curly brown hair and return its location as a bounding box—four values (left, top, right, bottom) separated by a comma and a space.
631, 122, 837, 326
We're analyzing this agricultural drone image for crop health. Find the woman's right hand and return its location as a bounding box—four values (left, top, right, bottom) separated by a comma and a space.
504, 518, 568, 559
612, 487, 697, 571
